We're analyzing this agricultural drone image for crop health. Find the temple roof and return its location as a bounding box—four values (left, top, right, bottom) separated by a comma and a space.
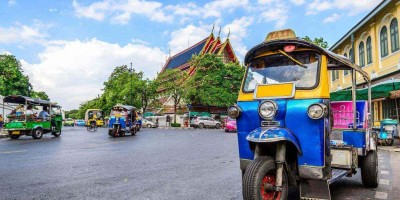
163, 37, 209, 71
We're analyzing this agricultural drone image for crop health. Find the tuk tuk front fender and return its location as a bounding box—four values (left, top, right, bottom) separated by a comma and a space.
246, 127, 302, 155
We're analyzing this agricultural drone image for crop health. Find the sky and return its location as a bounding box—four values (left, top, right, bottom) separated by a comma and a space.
0, 0, 383, 110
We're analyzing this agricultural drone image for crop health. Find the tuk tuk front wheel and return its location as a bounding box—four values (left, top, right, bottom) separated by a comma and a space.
361, 150, 379, 188
53, 130, 61, 137
243, 156, 288, 200
32, 128, 43, 139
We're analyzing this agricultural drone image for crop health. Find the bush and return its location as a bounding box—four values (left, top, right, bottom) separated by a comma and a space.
171, 123, 181, 127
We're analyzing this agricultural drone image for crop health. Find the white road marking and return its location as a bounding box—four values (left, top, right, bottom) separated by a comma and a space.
375, 191, 388, 199
0, 150, 27, 154
379, 179, 390, 185
381, 165, 386, 169
380, 170, 389, 175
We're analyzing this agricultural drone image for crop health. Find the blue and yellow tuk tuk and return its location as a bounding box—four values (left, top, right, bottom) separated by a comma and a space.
228, 29, 377, 199
108, 104, 137, 137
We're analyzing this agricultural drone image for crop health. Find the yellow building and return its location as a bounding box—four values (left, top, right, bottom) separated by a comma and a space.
330, 0, 400, 125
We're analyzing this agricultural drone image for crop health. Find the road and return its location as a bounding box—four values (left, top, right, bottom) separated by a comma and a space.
0, 127, 399, 200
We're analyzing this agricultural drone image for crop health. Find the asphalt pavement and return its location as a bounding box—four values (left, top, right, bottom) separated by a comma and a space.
0, 127, 399, 200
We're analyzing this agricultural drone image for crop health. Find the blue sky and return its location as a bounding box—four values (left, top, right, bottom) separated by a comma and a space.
0, 0, 382, 110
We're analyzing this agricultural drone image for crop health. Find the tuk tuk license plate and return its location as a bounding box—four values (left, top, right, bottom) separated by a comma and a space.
12, 131, 20, 135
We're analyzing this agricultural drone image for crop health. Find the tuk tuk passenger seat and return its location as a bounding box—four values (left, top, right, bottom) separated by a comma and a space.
331, 101, 368, 129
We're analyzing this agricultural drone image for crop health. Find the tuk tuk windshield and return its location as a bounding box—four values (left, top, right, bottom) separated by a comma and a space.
243, 51, 320, 92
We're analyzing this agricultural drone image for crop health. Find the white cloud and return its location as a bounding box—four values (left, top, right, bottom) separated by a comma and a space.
203, 0, 249, 18
323, 13, 342, 23
0, 21, 50, 44
260, 3, 288, 28
21, 39, 166, 110
8, 0, 16, 6
168, 24, 212, 54
72, 0, 172, 24
290, 0, 305, 6
222, 17, 253, 59
307, 0, 381, 16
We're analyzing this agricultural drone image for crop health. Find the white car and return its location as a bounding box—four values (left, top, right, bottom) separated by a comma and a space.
142, 118, 157, 128
190, 117, 221, 129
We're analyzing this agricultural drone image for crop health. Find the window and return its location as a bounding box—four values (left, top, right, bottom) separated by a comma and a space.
349, 48, 354, 62
332, 70, 339, 81
390, 18, 399, 52
344, 53, 349, 76
380, 26, 389, 57
366, 37, 372, 64
359, 42, 365, 67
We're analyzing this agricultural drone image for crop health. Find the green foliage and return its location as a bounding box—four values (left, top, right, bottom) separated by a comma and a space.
0, 54, 50, 100
0, 54, 31, 96
302, 36, 329, 49
76, 65, 156, 119
31, 91, 50, 100
171, 123, 181, 127
185, 54, 244, 107
65, 109, 78, 119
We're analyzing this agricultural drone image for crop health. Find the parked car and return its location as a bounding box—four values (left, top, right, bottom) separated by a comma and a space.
75, 119, 85, 126
142, 118, 157, 128
224, 118, 237, 132
191, 116, 221, 129
64, 118, 75, 126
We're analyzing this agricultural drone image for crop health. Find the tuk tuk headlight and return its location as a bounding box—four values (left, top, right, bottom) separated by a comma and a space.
228, 105, 241, 119
307, 103, 328, 119
259, 101, 277, 119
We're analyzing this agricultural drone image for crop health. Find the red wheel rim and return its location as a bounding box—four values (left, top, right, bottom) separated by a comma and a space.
260, 175, 281, 200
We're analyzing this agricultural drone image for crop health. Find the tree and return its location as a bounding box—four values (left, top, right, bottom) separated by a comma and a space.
154, 69, 188, 123
0, 54, 31, 96
137, 79, 157, 113
185, 54, 244, 107
31, 91, 50, 100
302, 36, 329, 49
75, 65, 146, 118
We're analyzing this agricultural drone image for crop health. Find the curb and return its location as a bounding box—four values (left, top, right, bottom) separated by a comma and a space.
157, 127, 194, 130
378, 146, 400, 152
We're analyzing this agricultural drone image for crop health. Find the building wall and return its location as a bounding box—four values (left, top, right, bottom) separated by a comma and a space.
331, 2, 400, 91
330, 1, 400, 125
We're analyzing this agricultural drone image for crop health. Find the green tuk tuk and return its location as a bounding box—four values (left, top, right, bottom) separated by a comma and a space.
2, 95, 63, 139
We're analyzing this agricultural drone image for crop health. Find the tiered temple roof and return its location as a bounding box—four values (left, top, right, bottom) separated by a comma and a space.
160, 32, 238, 74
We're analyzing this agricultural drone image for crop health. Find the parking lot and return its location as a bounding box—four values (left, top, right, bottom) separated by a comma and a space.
0, 127, 399, 200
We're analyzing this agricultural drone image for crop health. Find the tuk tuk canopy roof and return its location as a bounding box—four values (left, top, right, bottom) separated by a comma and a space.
330, 79, 400, 101
244, 39, 370, 83
3, 95, 60, 108
112, 105, 136, 111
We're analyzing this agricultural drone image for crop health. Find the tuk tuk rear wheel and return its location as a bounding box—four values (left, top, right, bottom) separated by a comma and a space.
10, 134, 20, 139
32, 128, 43, 139
243, 156, 288, 200
361, 150, 379, 188
384, 139, 394, 146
